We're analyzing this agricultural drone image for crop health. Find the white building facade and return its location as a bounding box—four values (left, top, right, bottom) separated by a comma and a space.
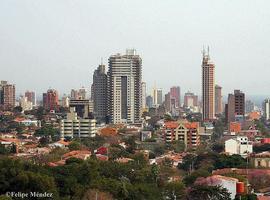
225, 136, 253, 157
263, 99, 270, 120
108, 49, 142, 124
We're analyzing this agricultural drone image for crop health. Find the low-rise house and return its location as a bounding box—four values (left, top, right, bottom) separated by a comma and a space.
49, 140, 70, 148
251, 152, 270, 168
63, 150, 91, 160
149, 151, 184, 168
48, 150, 92, 167
140, 131, 152, 141
116, 157, 134, 163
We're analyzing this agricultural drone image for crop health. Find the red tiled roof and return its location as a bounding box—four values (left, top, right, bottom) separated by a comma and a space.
96, 154, 108, 161
63, 150, 91, 159
164, 121, 179, 129
184, 122, 199, 129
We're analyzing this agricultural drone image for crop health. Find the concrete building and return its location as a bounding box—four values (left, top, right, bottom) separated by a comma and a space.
152, 87, 162, 107
61, 95, 69, 108
70, 89, 79, 100
142, 82, 147, 110
19, 96, 33, 111
234, 90, 245, 116
25, 91, 36, 106
225, 90, 245, 124
0, 81, 15, 110
164, 92, 171, 112
202, 48, 215, 120
157, 89, 163, 105
107, 49, 142, 124
215, 85, 223, 115
184, 92, 198, 108
263, 99, 270, 120
245, 100, 255, 114
170, 86, 180, 108
43, 89, 59, 111
146, 95, 153, 109
225, 136, 252, 157
60, 108, 96, 138
92, 64, 107, 122
140, 131, 152, 141
69, 99, 91, 119
164, 121, 201, 150
78, 88, 86, 100
251, 152, 270, 168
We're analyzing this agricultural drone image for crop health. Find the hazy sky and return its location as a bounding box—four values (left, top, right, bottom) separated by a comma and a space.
1, 0, 270, 98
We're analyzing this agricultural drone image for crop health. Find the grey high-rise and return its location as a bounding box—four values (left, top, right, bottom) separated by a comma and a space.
107, 49, 142, 124
92, 64, 107, 122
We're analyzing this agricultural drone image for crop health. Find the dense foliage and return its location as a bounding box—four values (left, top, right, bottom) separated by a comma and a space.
0, 156, 174, 200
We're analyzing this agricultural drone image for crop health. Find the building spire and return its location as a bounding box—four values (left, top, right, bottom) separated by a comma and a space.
101, 57, 103, 65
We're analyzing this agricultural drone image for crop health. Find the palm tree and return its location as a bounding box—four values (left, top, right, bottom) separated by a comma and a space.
187, 185, 231, 200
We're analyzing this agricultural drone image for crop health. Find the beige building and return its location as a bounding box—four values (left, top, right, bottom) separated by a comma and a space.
60, 108, 96, 138
215, 85, 223, 115
107, 49, 142, 124
202, 48, 215, 120
0, 81, 15, 110
252, 152, 270, 168
164, 121, 201, 150
19, 96, 33, 111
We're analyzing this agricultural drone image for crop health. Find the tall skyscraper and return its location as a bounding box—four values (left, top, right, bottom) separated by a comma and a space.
0, 81, 15, 110
43, 89, 59, 111
234, 90, 245, 116
215, 85, 223, 115
225, 94, 235, 123
245, 100, 255, 113
164, 92, 171, 112
184, 92, 198, 108
146, 95, 153, 108
78, 88, 87, 100
157, 89, 163, 105
170, 86, 180, 108
92, 64, 107, 121
70, 89, 79, 100
202, 48, 215, 120
263, 99, 270, 120
19, 96, 33, 111
142, 82, 147, 110
225, 90, 245, 123
107, 49, 142, 124
25, 91, 36, 106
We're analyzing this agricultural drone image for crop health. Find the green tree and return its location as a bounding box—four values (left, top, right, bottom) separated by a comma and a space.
187, 185, 231, 200
163, 181, 186, 200
183, 169, 211, 186
13, 106, 23, 113
0, 195, 12, 200
68, 141, 81, 151
35, 124, 58, 137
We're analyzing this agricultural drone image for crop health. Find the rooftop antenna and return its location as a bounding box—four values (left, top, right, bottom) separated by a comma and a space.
202, 45, 206, 57
207, 46, 210, 56
101, 57, 103, 65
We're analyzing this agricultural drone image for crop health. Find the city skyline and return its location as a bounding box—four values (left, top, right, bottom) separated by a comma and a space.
1, 1, 270, 96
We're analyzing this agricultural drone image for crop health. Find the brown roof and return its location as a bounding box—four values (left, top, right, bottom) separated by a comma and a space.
100, 127, 118, 136
56, 139, 70, 146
